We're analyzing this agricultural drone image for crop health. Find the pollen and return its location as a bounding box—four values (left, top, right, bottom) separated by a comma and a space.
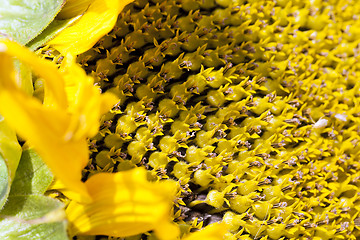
69, 0, 360, 239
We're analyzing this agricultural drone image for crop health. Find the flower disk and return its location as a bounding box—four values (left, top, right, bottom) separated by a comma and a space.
60, 0, 360, 239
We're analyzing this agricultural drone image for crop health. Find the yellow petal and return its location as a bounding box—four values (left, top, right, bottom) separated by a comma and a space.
60, 54, 118, 140
182, 222, 227, 240
0, 43, 89, 200
0, 40, 116, 201
49, 0, 134, 55
66, 168, 180, 240
0, 41, 67, 109
57, 0, 94, 19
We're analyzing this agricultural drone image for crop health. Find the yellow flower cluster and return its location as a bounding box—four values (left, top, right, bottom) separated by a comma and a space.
2, 0, 360, 239
59, 0, 360, 239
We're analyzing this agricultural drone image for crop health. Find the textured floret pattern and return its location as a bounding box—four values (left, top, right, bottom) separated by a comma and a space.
46, 0, 360, 239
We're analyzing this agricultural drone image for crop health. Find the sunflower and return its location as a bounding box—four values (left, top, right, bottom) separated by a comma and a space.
3, 0, 360, 239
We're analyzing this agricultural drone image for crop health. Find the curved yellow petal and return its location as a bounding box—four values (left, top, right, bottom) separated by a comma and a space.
0, 41, 67, 109
60, 54, 118, 140
57, 0, 94, 19
0, 40, 117, 202
66, 168, 180, 240
49, 0, 133, 55
0, 41, 89, 200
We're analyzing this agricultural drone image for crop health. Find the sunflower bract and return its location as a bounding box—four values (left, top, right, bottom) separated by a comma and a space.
66, 0, 360, 238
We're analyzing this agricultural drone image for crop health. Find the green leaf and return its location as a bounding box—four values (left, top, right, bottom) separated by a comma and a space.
0, 195, 68, 240
0, 116, 22, 209
0, 157, 9, 211
27, 16, 81, 51
0, 0, 65, 45
0, 149, 68, 239
10, 149, 53, 196
0, 116, 22, 183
